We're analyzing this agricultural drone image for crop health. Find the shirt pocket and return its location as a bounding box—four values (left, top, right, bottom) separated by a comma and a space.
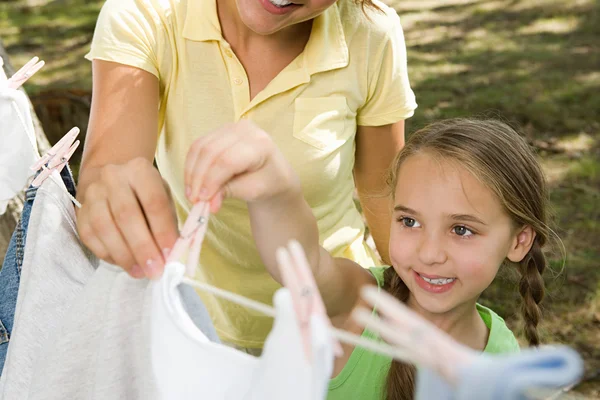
292, 97, 351, 152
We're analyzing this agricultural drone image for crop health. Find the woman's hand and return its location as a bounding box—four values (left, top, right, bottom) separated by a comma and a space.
185, 120, 301, 209
185, 120, 314, 282
76, 158, 179, 279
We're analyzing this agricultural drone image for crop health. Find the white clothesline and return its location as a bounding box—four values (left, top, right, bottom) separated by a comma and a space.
182, 276, 415, 364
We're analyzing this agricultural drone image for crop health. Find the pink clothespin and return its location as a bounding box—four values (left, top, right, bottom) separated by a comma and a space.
354, 287, 477, 384
6, 56, 45, 90
275, 240, 343, 362
31, 127, 80, 188
167, 201, 210, 278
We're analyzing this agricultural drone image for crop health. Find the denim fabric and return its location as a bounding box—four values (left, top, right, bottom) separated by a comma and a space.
0, 166, 76, 375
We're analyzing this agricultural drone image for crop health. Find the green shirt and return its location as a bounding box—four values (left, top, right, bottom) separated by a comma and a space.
327, 267, 520, 400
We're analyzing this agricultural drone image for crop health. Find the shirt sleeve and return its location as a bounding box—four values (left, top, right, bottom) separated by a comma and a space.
85, 0, 162, 78
357, 13, 417, 127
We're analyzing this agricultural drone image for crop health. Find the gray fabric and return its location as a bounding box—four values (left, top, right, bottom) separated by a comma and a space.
0, 175, 219, 400
29, 264, 158, 400
0, 173, 97, 398
178, 283, 220, 343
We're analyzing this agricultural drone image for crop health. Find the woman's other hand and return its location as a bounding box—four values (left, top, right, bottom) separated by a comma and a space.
76, 158, 179, 279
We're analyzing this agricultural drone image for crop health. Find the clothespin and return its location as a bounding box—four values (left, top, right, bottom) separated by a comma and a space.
31, 127, 80, 188
167, 201, 210, 278
354, 286, 476, 384
5, 56, 45, 90
275, 240, 343, 362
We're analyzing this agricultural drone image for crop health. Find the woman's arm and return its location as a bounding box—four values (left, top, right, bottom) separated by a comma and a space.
76, 60, 179, 278
354, 121, 406, 264
186, 121, 375, 319
80, 61, 158, 184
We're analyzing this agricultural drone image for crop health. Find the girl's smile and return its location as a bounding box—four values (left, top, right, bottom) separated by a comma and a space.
412, 270, 457, 294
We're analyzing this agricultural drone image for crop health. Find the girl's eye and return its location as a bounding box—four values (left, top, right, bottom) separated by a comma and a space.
453, 225, 474, 237
400, 217, 421, 228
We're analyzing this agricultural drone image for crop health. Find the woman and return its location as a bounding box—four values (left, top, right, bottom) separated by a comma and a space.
77, 0, 417, 351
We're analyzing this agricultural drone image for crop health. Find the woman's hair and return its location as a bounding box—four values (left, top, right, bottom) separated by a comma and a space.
382, 118, 550, 400
355, 0, 383, 13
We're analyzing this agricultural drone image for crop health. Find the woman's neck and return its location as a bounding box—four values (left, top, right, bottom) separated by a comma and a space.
407, 295, 489, 352
216, 0, 311, 50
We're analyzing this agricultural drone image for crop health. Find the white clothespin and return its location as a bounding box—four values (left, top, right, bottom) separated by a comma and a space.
167, 201, 210, 277
30, 127, 81, 208
353, 286, 477, 384
31, 127, 80, 188
275, 240, 343, 360
30, 127, 80, 187
4, 56, 45, 90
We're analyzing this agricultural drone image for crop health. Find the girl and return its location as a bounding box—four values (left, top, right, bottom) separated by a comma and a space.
187, 117, 549, 399
77, 0, 416, 352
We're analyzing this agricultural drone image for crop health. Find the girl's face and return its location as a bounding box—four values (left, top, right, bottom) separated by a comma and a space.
231, 0, 337, 35
389, 152, 527, 316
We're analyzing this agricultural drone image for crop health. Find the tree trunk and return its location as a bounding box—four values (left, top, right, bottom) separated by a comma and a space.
0, 39, 51, 265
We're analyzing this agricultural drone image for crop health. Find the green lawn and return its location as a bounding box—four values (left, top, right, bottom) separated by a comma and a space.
0, 0, 100, 92
1, 0, 599, 396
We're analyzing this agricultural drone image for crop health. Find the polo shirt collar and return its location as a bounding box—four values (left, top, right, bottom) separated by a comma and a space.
182, 0, 349, 74
182, 0, 222, 42
303, 3, 349, 75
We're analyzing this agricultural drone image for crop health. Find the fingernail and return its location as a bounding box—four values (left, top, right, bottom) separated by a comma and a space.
186, 186, 192, 199
145, 259, 163, 279
130, 264, 144, 279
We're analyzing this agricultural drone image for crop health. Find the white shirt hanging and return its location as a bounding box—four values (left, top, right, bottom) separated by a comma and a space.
151, 263, 333, 400
0, 84, 38, 215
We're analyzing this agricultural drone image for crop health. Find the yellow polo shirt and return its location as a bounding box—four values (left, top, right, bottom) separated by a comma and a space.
86, 0, 417, 347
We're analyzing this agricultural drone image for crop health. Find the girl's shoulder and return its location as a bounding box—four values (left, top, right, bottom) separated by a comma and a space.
476, 304, 521, 354
368, 265, 389, 288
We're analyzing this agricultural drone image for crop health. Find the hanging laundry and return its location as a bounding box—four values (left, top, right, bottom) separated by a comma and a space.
0, 86, 38, 215
414, 346, 584, 400
0, 56, 44, 215
0, 176, 220, 399
0, 175, 333, 400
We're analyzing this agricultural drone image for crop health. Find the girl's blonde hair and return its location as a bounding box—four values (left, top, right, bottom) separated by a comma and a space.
383, 118, 550, 400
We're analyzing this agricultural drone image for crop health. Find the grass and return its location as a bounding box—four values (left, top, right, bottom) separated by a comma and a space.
1, 0, 599, 396
0, 0, 101, 93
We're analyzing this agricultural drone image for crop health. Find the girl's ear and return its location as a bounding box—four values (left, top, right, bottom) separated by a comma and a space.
507, 225, 536, 263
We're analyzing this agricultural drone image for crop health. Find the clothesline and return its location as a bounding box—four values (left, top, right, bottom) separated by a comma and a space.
182, 276, 415, 364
